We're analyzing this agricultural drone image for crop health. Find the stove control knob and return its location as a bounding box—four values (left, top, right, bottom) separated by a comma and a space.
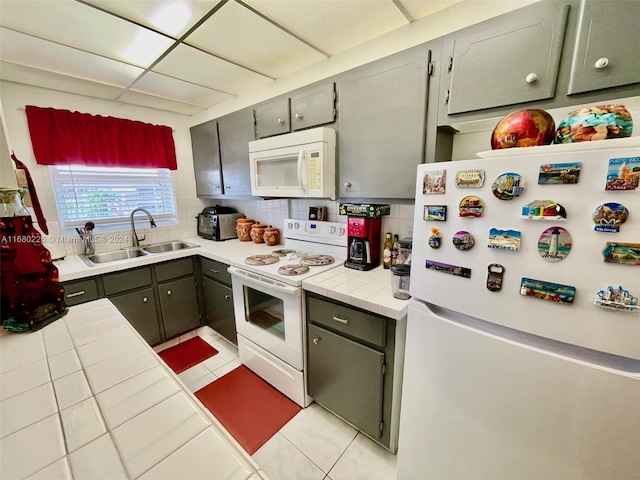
287, 222, 293, 229
294, 222, 300, 229
338, 227, 345, 236
329, 226, 336, 234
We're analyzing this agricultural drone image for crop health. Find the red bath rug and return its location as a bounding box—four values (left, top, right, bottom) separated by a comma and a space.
195, 365, 301, 454
158, 337, 218, 374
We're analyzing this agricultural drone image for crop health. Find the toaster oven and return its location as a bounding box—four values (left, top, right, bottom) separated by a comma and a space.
197, 206, 244, 241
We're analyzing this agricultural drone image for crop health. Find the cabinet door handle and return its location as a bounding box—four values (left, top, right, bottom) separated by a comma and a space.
67, 290, 85, 298
312, 337, 320, 345
167, 290, 172, 296
143, 297, 148, 303
525, 72, 538, 83
332, 316, 350, 324
277, 118, 284, 124
211, 269, 219, 274
294, 113, 303, 120
594, 57, 609, 69
224, 295, 231, 300
343, 182, 352, 188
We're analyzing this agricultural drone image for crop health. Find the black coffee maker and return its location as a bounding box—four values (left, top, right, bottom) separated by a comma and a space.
344, 216, 381, 271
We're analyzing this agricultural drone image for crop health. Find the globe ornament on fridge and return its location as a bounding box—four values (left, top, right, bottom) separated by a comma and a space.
554, 104, 633, 144
490, 109, 555, 149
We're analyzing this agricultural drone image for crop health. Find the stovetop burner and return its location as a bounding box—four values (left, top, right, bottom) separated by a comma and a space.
271, 249, 297, 257
245, 254, 279, 266
300, 255, 335, 266
277, 264, 310, 276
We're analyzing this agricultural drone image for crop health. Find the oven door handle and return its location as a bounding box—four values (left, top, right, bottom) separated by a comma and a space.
228, 266, 301, 297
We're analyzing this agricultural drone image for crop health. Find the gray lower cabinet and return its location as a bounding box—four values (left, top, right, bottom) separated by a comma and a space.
110, 287, 161, 346
217, 108, 255, 196
337, 45, 431, 199
158, 276, 200, 339
441, 0, 569, 116
200, 257, 236, 345
568, 0, 640, 95
62, 277, 100, 307
306, 293, 396, 450
190, 119, 223, 197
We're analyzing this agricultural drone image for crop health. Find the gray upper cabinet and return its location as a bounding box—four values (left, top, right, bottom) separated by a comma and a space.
291, 82, 336, 131
190, 120, 222, 197
568, 0, 640, 95
217, 108, 255, 196
255, 98, 290, 139
338, 46, 430, 199
443, 1, 569, 116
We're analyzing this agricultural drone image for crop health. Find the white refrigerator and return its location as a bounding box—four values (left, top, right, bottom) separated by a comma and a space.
397, 143, 640, 480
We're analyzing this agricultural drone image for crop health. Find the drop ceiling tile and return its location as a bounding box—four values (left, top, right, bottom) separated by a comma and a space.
83, 0, 222, 38
118, 91, 202, 116
399, 0, 463, 20
242, 0, 409, 55
131, 71, 233, 107
152, 43, 271, 95
186, 1, 326, 78
0, 28, 144, 88
0, 0, 174, 68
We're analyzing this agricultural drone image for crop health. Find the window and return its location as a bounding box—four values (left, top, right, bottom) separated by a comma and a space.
51, 165, 177, 229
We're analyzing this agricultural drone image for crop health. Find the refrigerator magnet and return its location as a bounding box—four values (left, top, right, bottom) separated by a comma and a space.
456, 169, 485, 188
492, 172, 525, 200
423, 170, 446, 194
459, 196, 484, 217
428, 228, 442, 249
488, 228, 521, 251
426, 260, 471, 278
602, 242, 640, 266
486, 264, 505, 292
605, 157, 640, 191
520, 278, 576, 304
453, 231, 475, 250
538, 226, 572, 262
594, 286, 639, 313
592, 203, 629, 233
538, 162, 581, 184
521, 200, 567, 220
424, 205, 447, 221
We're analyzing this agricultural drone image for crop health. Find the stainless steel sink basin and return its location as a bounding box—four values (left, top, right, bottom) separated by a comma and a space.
81, 240, 200, 266
85, 248, 150, 264
141, 240, 200, 254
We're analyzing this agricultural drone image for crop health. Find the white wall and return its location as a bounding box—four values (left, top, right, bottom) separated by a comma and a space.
0, 82, 207, 253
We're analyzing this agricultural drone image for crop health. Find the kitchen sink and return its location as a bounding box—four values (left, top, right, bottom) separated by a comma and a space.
141, 240, 200, 254
81, 240, 200, 266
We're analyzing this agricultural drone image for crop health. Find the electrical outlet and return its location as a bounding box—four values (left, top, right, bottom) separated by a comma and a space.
406, 227, 413, 237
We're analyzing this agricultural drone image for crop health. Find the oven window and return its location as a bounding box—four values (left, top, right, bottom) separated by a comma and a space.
243, 285, 285, 340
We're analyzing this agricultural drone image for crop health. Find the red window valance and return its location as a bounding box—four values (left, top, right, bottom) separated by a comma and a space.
25, 105, 177, 170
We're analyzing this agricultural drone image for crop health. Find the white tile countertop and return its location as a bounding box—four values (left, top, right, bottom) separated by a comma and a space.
55, 237, 410, 320
0, 299, 268, 480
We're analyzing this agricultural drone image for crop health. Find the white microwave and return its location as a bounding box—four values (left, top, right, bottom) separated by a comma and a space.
248, 127, 336, 199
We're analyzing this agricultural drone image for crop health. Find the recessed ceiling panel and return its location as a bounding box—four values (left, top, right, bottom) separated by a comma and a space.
242, 0, 408, 55
399, 0, 462, 20
0, 61, 123, 100
0, 28, 144, 87
186, 1, 326, 78
0, 0, 174, 68
118, 91, 202, 115
83, 0, 222, 38
153, 43, 272, 95
131, 71, 234, 107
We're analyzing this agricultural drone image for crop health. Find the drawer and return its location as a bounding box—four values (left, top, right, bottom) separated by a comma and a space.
200, 257, 231, 286
103, 267, 152, 296
307, 296, 386, 348
155, 258, 194, 282
63, 278, 100, 306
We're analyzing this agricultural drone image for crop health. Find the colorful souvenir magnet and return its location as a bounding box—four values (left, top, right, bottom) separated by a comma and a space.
428, 228, 442, 249
486, 264, 505, 292
520, 278, 576, 305
521, 200, 567, 220
538, 162, 581, 184
538, 226, 572, 262
458, 196, 484, 217
594, 286, 638, 313
488, 228, 521, 251
592, 203, 629, 232
492, 172, 525, 200
426, 260, 471, 278
424, 205, 447, 221
605, 157, 640, 191
453, 231, 475, 250
423, 170, 446, 194
602, 243, 640, 266
456, 169, 485, 188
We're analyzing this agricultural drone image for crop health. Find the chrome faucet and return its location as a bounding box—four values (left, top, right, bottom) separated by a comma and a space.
130, 208, 157, 247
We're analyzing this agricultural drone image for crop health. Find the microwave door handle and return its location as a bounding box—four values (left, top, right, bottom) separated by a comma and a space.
297, 149, 306, 191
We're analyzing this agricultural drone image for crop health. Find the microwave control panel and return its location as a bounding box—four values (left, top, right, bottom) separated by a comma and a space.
308, 149, 322, 191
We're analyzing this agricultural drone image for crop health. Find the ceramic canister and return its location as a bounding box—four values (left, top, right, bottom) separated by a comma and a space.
236, 218, 254, 242
263, 226, 280, 246
250, 223, 267, 244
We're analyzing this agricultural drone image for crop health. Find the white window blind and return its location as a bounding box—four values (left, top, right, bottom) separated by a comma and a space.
51, 165, 177, 228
